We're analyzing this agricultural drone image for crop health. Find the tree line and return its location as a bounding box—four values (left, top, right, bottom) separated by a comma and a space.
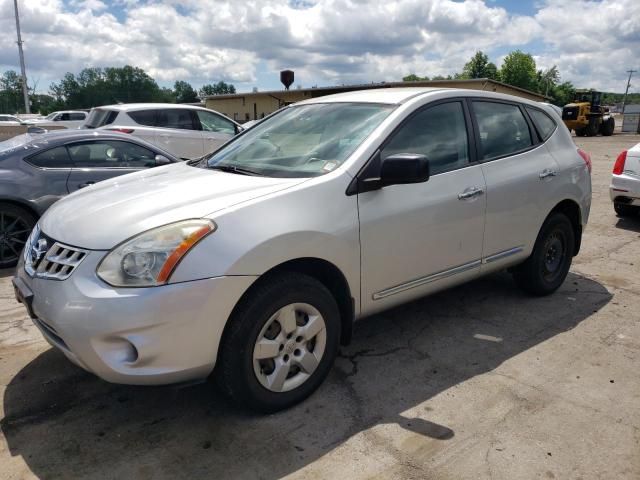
0, 65, 236, 114
403, 50, 639, 107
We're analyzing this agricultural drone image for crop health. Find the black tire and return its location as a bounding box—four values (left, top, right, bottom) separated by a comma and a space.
600, 117, 615, 136
0, 203, 36, 269
513, 213, 575, 296
216, 272, 341, 412
574, 127, 586, 137
614, 203, 638, 217
584, 118, 599, 137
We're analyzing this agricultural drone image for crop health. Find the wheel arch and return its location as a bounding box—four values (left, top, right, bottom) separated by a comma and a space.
220, 257, 355, 352
0, 198, 41, 221
548, 199, 583, 256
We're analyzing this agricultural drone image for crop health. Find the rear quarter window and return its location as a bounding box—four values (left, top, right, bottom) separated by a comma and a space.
526, 107, 557, 141
25, 146, 73, 168
128, 109, 158, 127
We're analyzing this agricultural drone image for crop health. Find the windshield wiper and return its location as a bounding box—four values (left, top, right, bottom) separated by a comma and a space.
209, 164, 263, 176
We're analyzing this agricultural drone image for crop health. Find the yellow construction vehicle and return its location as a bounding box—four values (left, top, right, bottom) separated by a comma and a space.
562, 89, 615, 136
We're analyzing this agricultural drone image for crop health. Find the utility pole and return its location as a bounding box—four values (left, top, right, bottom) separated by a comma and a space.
13, 0, 30, 114
621, 69, 636, 116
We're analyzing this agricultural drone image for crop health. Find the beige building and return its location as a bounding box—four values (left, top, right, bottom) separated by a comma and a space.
204, 78, 548, 123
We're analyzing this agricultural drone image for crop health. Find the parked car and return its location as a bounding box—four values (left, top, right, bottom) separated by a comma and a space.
82, 103, 242, 159
610, 142, 640, 217
14, 88, 591, 412
0, 129, 178, 268
0, 114, 24, 125
23, 111, 88, 129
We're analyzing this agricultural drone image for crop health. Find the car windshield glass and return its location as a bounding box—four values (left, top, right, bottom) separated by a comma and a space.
204, 102, 393, 178
45, 113, 58, 120
0, 134, 32, 153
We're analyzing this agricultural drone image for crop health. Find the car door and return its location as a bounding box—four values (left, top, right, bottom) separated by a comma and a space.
65, 140, 159, 193
194, 110, 238, 154
22, 146, 74, 209
358, 100, 486, 314
155, 109, 204, 159
470, 99, 561, 271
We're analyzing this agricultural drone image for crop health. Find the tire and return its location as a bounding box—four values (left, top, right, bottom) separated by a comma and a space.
574, 127, 586, 137
614, 203, 638, 217
216, 272, 341, 412
0, 203, 36, 269
600, 117, 615, 136
513, 213, 575, 296
584, 118, 599, 137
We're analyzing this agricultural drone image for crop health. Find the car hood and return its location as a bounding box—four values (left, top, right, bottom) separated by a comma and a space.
40, 162, 306, 249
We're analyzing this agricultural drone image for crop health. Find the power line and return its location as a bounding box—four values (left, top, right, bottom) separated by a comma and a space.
621, 69, 636, 116
13, 0, 30, 114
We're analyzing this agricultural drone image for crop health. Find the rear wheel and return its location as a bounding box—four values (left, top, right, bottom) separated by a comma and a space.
216, 272, 341, 412
574, 127, 586, 137
0, 204, 36, 269
614, 203, 639, 217
513, 213, 575, 296
600, 117, 615, 136
584, 118, 599, 137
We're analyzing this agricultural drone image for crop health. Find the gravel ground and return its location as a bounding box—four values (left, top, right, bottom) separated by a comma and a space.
0, 133, 639, 480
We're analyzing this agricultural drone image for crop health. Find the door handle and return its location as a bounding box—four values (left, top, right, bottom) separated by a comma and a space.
78, 181, 95, 189
458, 187, 484, 200
539, 169, 558, 179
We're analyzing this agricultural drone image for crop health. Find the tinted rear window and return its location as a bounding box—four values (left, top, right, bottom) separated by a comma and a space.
26, 146, 73, 168
526, 107, 557, 141
128, 109, 157, 126
472, 101, 533, 160
156, 109, 195, 130
84, 109, 119, 128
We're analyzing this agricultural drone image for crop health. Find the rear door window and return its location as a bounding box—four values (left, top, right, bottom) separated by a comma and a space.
128, 109, 158, 126
69, 112, 86, 121
156, 109, 196, 130
67, 141, 158, 168
526, 107, 557, 141
472, 101, 533, 160
26, 146, 73, 168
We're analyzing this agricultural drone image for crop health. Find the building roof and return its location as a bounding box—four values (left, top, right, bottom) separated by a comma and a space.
204, 78, 548, 101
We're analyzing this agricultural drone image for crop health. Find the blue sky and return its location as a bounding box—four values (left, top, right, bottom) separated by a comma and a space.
1, 0, 638, 96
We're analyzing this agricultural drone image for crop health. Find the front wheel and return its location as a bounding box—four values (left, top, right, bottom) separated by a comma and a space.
216, 273, 341, 412
0, 204, 36, 269
513, 213, 575, 296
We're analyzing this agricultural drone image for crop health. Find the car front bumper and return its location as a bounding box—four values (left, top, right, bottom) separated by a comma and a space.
14, 250, 256, 385
610, 173, 640, 205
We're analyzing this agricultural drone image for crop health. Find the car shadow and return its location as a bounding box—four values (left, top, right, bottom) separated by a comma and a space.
614, 216, 640, 233
1, 272, 611, 479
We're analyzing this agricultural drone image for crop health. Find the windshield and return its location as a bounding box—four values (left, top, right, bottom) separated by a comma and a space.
205, 102, 393, 178
0, 134, 33, 154
45, 112, 58, 120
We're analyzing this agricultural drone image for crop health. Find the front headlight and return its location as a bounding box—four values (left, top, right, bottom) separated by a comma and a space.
97, 219, 216, 287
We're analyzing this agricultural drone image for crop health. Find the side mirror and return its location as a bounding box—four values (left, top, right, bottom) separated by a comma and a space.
380, 153, 430, 187
155, 154, 172, 165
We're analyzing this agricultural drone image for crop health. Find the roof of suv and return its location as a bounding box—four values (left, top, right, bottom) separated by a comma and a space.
96, 103, 209, 112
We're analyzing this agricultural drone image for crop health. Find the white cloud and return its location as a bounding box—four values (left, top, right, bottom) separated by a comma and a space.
0, 0, 637, 95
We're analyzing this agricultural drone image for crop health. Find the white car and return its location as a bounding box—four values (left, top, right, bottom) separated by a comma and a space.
610, 142, 640, 217
0, 114, 24, 125
14, 88, 592, 412
24, 110, 88, 129
83, 104, 242, 159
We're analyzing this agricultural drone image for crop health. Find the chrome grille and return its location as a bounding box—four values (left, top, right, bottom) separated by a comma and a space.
24, 225, 88, 280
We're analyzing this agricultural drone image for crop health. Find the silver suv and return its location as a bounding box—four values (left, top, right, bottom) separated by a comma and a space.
83, 103, 242, 159
14, 88, 592, 412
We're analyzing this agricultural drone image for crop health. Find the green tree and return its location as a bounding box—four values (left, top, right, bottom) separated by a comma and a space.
173, 80, 198, 103
499, 50, 537, 91
0, 70, 24, 113
199, 81, 236, 96
550, 81, 576, 107
461, 51, 499, 80
402, 74, 429, 82
536, 65, 560, 97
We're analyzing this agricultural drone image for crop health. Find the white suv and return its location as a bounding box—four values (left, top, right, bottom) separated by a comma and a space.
83, 103, 241, 159
14, 88, 592, 412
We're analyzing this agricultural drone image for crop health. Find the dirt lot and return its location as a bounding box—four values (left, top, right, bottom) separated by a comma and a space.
1, 134, 639, 480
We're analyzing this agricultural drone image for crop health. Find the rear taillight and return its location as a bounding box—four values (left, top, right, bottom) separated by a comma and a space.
577, 148, 592, 174
107, 128, 135, 134
613, 150, 627, 175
